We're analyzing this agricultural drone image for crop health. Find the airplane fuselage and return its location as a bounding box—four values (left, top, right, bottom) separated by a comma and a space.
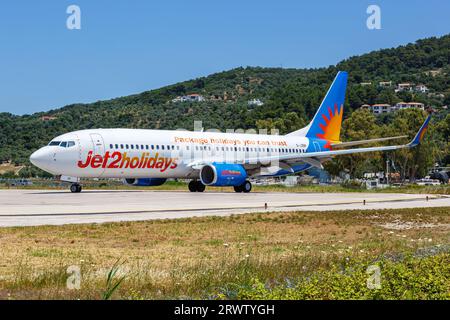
30, 128, 322, 180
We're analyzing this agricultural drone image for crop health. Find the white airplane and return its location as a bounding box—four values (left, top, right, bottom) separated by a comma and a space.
30, 71, 431, 193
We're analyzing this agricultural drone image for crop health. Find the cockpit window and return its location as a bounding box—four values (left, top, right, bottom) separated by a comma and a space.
48, 140, 76, 147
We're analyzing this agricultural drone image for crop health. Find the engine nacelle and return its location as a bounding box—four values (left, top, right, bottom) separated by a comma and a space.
124, 178, 167, 186
200, 163, 247, 186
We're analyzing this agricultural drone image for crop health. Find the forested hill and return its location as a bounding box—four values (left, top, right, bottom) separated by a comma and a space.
1, 34, 450, 167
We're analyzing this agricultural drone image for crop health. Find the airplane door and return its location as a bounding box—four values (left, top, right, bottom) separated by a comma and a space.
90, 133, 105, 176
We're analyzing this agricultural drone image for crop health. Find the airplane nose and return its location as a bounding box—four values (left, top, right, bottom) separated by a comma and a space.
30, 148, 52, 170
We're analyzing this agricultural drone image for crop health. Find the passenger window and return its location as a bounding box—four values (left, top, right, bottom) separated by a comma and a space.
120, 144, 124, 149
126, 144, 129, 149
131, 145, 134, 149
146, 145, 149, 150
186, 146, 190, 150
156, 145, 160, 150
115, 144, 118, 149
60, 141, 67, 148
110, 144, 113, 149
151, 145, 154, 150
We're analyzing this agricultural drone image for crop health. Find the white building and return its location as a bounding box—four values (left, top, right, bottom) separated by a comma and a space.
393, 102, 425, 111
415, 84, 429, 93
247, 98, 264, 107
361, 104, 392, 115
395, 83, 414, 93
379, 81, 392, 87
361, 102, 425, 115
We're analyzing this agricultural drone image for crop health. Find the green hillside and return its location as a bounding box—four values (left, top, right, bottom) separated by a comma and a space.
1, 34, 449, 177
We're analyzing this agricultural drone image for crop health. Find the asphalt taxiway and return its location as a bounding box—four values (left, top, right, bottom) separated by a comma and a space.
0, 190, 448, 227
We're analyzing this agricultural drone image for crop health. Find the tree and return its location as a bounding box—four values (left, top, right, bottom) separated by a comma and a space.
385, 109, 435, 181
325, 109, 383, 178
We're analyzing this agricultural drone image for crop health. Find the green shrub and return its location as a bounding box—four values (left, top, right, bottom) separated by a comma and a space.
234, 254, 450, 300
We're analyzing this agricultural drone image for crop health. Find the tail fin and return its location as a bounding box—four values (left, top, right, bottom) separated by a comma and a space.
287, 71, 348, 142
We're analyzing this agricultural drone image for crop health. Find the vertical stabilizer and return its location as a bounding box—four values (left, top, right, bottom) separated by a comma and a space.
287, 71, 348, 143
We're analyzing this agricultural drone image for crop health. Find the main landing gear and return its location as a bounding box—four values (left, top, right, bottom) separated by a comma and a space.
70, 183, 82, 193
188, 180, 206, 192
234, 180, 252, 193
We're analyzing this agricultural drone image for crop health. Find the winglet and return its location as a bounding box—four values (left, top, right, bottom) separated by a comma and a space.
408, 114, 431, 147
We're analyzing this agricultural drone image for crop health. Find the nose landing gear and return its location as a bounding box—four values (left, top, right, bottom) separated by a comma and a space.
70, 184, 82, 193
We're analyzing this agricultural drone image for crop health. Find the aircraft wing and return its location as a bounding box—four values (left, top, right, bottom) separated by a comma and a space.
188, 114, 431, 170
330, 135, 408, 149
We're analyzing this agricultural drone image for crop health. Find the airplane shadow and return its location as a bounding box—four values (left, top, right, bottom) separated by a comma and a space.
28, 190, 145, 195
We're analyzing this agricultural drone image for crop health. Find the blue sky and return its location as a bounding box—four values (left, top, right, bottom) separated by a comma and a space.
0, 0, 449, 115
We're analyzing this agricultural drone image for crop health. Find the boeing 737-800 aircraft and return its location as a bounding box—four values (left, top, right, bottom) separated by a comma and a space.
30, 72, 431, 193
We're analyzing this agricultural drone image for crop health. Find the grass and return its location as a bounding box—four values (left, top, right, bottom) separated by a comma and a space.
0, 207, 448, 299
1, 179, 449, 194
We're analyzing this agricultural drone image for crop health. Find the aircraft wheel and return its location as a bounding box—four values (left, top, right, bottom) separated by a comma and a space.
242, 181, 252, 193
188, 181, 197, 192
196, 181, 206, 192
70, 184, 82, 193
233, 185, 243, 193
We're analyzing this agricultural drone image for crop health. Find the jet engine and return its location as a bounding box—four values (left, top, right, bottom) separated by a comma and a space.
200, 163, 247, 186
